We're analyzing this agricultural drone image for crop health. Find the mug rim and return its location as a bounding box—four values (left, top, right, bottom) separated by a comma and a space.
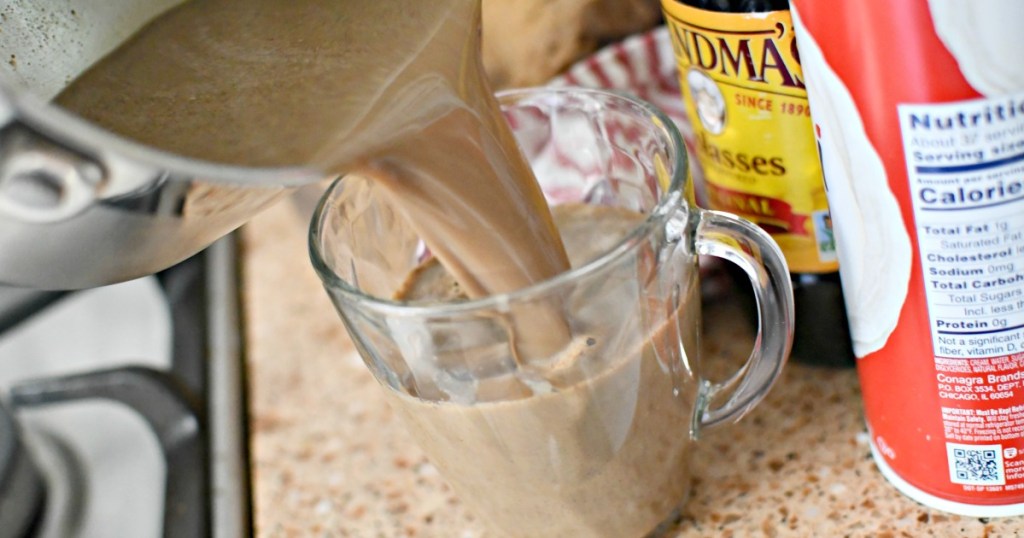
308, 86, 689, 317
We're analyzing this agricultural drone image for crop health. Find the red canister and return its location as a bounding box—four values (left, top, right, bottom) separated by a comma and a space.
792, 0, 1024, 516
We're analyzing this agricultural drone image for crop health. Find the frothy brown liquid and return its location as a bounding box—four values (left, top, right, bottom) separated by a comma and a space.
55, 0, 569, 310
389, 204, 697, 537
54, 4, 694, 533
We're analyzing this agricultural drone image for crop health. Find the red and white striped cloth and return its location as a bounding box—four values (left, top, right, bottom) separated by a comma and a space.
549, 27, 705, 207
550, 28, 691, 146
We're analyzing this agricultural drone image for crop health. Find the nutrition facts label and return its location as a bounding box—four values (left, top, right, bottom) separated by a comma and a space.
899, 94, 1024, 360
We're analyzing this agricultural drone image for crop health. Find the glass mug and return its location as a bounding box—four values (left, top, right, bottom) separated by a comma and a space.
310, 87, 794, 537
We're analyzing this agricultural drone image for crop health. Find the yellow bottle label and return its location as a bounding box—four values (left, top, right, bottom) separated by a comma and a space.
661, 1, 838, 273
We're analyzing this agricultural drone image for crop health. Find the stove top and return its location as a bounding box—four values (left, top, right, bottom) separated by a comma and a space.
0, 236, 250, 538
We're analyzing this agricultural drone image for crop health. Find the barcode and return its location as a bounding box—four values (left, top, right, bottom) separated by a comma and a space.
947, 443, 1005, 486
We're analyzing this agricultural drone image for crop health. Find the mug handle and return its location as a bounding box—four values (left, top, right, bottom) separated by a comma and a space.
691, 208, 795, 435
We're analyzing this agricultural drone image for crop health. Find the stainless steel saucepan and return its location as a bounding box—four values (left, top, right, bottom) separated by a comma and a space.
0, 1, 322, 289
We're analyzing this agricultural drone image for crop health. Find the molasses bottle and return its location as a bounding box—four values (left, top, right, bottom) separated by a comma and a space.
661, 0, 854, 366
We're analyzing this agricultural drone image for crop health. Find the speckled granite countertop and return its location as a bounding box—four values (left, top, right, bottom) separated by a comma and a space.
242, 200, 1023, 537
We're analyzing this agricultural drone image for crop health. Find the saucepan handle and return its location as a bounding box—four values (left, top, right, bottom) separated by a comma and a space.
692, 208, 795, 433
